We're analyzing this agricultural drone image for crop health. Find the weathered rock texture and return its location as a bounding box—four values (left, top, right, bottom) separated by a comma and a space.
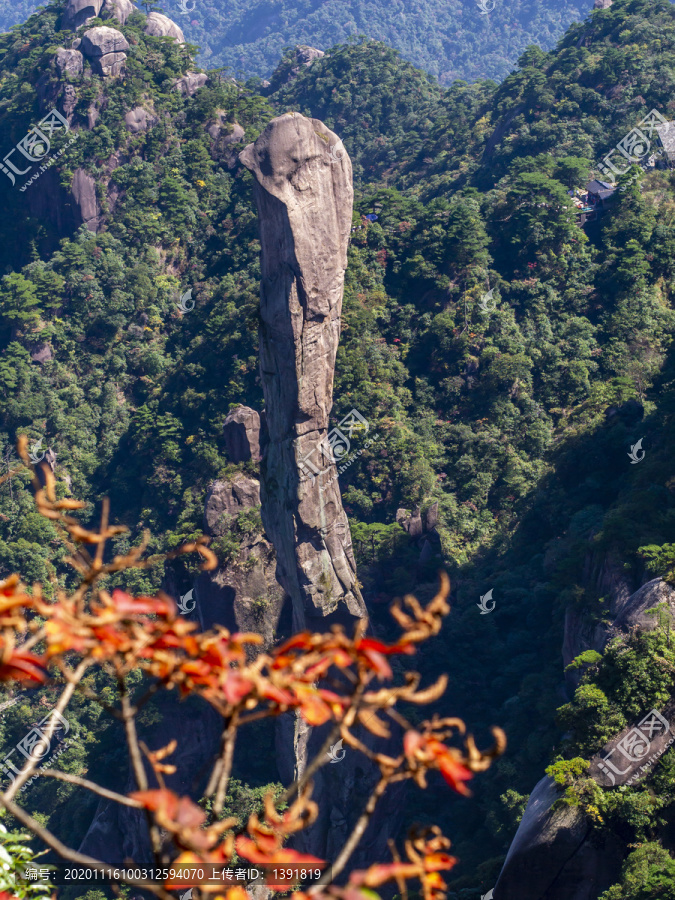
62, 0, 103, 30
196, 474, 285, 650
175, 72, 208, 96
80, 26, 129, 76
144, 11, 185, 42
239, 113, 366, 632
223, 405, 261, 462
493, 776, 624, 900
102, 0, 135, 24
55, 48, 84, 77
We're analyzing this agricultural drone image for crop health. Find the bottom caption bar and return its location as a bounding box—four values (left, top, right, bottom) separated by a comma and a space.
46, 864, 331, 886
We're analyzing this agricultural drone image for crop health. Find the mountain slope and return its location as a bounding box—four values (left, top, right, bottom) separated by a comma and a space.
0, 0, 590, 85
2, 0, 675, 896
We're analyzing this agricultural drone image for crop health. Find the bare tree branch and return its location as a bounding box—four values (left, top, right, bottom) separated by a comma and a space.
37, 769, 145, 808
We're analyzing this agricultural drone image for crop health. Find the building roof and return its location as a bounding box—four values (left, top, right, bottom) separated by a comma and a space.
586, 179, 615, 193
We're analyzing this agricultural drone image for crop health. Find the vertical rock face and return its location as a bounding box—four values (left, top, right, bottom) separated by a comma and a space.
239, 113, 366, 631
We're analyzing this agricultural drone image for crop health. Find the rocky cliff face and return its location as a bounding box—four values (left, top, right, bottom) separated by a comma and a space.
494, 576, 675, 899
239, 113, 367, 632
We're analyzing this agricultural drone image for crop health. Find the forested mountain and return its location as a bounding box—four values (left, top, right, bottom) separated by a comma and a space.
2, 0, 675, 897
0, 0, 590, 84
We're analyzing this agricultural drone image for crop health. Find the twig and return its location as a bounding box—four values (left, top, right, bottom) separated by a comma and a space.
0, 794, 173, 900
120, 682, 163, 863
210, 712, 239, 820
312, 775, 390, 887
37, 769, 144, 808
3, 659, 90, 800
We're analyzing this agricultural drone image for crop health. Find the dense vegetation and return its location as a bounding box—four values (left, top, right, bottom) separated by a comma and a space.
0, 0, 590, 85
2, 0, 675, 896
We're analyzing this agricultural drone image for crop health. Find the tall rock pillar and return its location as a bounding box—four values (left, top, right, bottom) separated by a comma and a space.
240, 113, 366, 631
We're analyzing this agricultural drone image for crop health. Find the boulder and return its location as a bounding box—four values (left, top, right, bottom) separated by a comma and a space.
28, 343, 53, 364
396, 507, 423, 537
174, 72, 208, 96
208, 117, 245, 165
61, 0, 104, 30
144, 12, 185, 42
223, 405, 261, 462
613, 576, 675, 632
71, 168, 100, 231
94, 51, 126, 76
80, 27, 128, 75
101, 0, 135, 24
204, 475, 261, 534
594, 0, 612, 7
424, 501, 439, 531
493, 776, 623, 900
55, 48, 84, 77
124, 107, 157, 134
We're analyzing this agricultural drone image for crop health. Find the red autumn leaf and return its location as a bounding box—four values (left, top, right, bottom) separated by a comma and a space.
110, 590, 174, 617
358, 647, 392, 679
0, 650, 47, 684
222, 671, 254, 704
437, 755, 473, 796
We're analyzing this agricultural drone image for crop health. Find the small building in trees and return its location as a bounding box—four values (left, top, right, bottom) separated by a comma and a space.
655, 124, 675, 166
577, 180, 616, 225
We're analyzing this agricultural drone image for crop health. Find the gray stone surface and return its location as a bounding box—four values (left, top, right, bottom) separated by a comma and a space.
101, 0, 134, 24
80, 25, 128, 57
204, 475, 261, 533
55, 48, 84, 77
95, 51, 126, 76
493, 776, 623, 900
124, 107, 157, 133
223, 405, 261, 462
144, 11, 185, 42
71, 168, 100, 231
240, 113, 366, 631
62, 0, 103, 30
175, 72, 208, 96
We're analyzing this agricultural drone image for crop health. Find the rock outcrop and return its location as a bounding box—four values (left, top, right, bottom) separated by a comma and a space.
80, 26, 129, 76
61, 0, 103, 30
124, 106, 157, 134
71, 168, 100, 231
175, 72, 208, 96
493, 776, 624, 900
266, 46, 325, 92
195, 473, 286, 650
239, 113, 366, 632
55, 48, 84, 77
144, 12, 185, 42
101, 0, 135, 24
223, 405, 261, 463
